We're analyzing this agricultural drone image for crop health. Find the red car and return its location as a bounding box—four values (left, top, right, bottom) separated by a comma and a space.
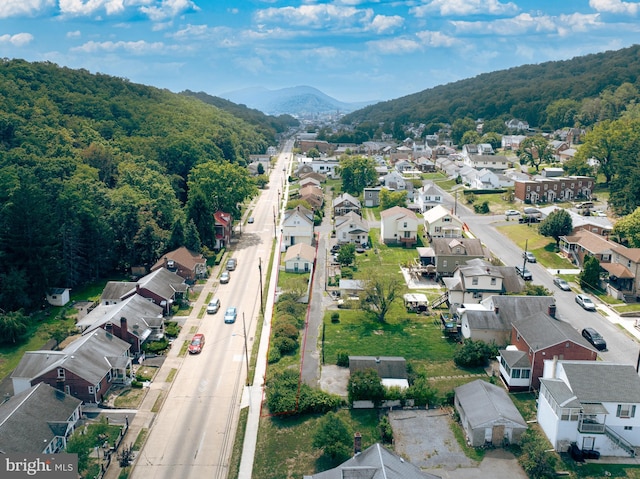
188, 333, 205, 354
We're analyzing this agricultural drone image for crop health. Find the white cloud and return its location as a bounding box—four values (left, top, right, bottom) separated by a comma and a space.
0, 0, 54, 18
71, 39, 167, 54
367, 37, 421, 54
369, 15, 404, 34
255, 4, 371, 30
139, 0, 199, 22
411, 0, 519, 17
0, 33, 34, 46
452, 12, 601, 36
59, 0, 125, 16
66, 30, 81, 38
415, 30, 458, 47
589, 0, 640, 15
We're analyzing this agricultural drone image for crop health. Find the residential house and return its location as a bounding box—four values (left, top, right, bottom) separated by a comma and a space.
75, 294, 164, 356
413, 182, 443, 213
380, 206, 418, 247
299, 184, 324, 211
549, 141, 570, 161
284, 243, 315, 273
213, 210, 233, 250
461, 144, 510, 170
310, 158, 340, 178
335, 212, 369, 246
100, 280, 137, 305
363, 187, 382, 207
423, 205, 465, 239
505, 119, 530, 131
299, 171, 326, 184
349, 356, 408, 390
538, 361, 640, 456
151, 246, 207, 283
514, 176, 595, 203
381, 171, 407, 191
11, 328, 133, 404
134, 268, 189, 315
332, 193, 361, 217
299, 176, 321, 189
415, 156, 436, 172
339, 279, 366, 299
444, 258, 524, 306
282, 205, 315, 250
46, 288, 70, 307
420, 238, 489, 278
454, 380, 527, 447
559, 229, 617, 267
501, 135, 526, 150
303, 442, 441, 479
297, 139, 331, 155
558, 148, 577, 163
541, 167, 565, 178
0, 383, 83, 454
457, 304, 512, 345
505, 311, 598, 390
539, 206, 613, 237
394, 159, 414, 173
608, 245, 640, 301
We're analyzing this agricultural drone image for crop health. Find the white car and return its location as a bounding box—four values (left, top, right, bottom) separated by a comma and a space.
206, 298, 220, 314
505, 209, 520, 216
575, 294, 596, 311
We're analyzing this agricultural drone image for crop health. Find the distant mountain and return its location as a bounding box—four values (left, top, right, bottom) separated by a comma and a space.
342, 44, 640, 130
219, 85, 375, 117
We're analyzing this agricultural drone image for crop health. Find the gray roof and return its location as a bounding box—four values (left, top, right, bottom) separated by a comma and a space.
483, 295, 556, 323
455, 380, 527, 429
304, 443, 440, 479
12, 328, 131, 385
349, 356, 407, 379
0, 383, 82, 454
499, 349, 530, 369
333, 193, 361, 208
137, 267, 188, 299
464, 310, 510, 331
430, 238, 487, 257
101, 281, 137, 302
560, 361, 640, 404
76, 294, 163, 341
512, 313, 595, 352
539, 378, 581, 409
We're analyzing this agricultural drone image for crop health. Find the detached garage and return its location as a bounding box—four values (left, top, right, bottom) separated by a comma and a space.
454, 379, 527, 447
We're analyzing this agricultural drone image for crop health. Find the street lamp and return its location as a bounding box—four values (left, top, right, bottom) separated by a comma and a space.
242, 313, 250, 386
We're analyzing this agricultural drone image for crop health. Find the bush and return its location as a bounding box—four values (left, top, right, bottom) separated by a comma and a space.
267, 348, 281, 364
336, 350, 349, 367
142, 338, 169, 354
379, 415, 393, 444
266, 369, 342, 416
313, 412, 353, 461
348, 369, 385, 406
473, 200, 490, 214
454, 339, 497, 368
273, 322, 299, 340
131, 380, 143, 388
164, 321, 180, 338
273, 336, 297, 355
340, 267, 354, 278
331, 312, 340, 323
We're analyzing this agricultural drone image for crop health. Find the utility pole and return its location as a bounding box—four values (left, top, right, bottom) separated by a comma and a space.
522, 239, 528, 273
273, 205, 277, 238
258, 257, 264, 314
242, 313, 250, 386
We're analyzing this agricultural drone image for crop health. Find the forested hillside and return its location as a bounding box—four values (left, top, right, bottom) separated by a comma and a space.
343, 44, 640, 130
0, 59, 280, 312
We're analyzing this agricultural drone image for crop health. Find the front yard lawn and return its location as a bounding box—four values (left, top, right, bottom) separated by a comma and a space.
497, 224, 574, 270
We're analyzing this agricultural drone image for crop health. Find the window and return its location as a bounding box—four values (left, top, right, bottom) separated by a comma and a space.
512, 369, 521, 378
617, 404, 636, 418
472, 277, 479, 285
625, 426, 633, 430
88, 386, 95, 394
57, 368, 65, 379
443, 217, 451, 222
491, 278, 496, 285
521, 369, 531, 379
527, 185, 531, 191
443, 260, 448, 267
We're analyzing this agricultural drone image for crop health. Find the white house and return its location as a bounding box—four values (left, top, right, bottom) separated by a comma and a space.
380, 206, 418, 247
413, 182, 443, 213
381, 171, 407, 191
538, 360, 640, 457
332, 193, 361, 216
282, 205, 315, 250
46, 288, 70, 307
335, 212, 369, 245
423, 204, 464, 239
284, 243, 315, 273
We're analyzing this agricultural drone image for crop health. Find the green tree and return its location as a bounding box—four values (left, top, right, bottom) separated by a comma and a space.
523, 283, 552, 296
574, 120, 617, 184
307, 147, 321, 158
337, 243, 356, 267
338, 155, 377, 195
538, 209, 572, 248
361, 275, 402, 323
579, 255, 601, 291
379, 188, 407, 209
545, 99, 580, 129
0, 310, 28, 344
480, 132, 502, 150
312, 412, 353, 461
461, 130, 481, 145
348, 368, 386, 406
518, 135, 554, 171
562, 156, 594, 177
451, 118, 476, 145
613, 207, 640, 247
454, 339, 497, 368
406, 371, 438, 407
184, 219, 202, 253
518, 430, 557, 479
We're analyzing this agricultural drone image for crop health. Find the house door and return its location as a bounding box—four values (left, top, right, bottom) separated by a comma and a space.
582, 437, 595, 451
491, 425, 505, 445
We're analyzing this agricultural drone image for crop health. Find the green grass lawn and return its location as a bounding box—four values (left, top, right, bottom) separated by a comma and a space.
496, 224, 575, 269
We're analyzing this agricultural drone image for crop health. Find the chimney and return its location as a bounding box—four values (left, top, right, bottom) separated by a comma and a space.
120, 317, 128, 340
551, 355, 558, 379
548, 303, 557, 318
494, 306, 499, 315
354, 432, 362, 455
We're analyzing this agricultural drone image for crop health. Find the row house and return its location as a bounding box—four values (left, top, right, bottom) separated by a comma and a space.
514, 176, 595, 203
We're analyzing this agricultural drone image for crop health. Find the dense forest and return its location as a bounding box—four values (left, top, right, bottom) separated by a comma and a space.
0, 59, 292, 313
342, 44, 640, 131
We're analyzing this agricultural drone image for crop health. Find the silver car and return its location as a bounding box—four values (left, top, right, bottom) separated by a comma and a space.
575, 294, 596, 311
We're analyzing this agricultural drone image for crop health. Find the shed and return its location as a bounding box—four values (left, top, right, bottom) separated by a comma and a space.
403, 293, 429, 312
46, 288, 70, 307
454, 379, 527, 447
349, 356, 409, 389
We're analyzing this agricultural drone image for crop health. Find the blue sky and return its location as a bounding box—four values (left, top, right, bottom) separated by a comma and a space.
1, 1, 639, 103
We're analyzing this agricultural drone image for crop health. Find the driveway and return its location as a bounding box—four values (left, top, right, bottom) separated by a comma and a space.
390, 409, 527, 479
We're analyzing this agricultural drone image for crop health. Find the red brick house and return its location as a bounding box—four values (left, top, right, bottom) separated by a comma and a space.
514, 176, 594, 203
214, 210, 233, 251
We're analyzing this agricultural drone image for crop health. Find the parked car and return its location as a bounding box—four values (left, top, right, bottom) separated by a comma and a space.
188, 333, 205, 354
505, 209, 520, 216
522, 251, 536, 263
224, 306, 237, 324
575, 294, 596, 311
247, 217, 254, 224
523, 207, 541, 217
207, 298, 221, 314
220, 271, 230, 284
226, 258, 237, 271
582, 327, 606, 350
518, 215, 540, 224
331, 244, 341, 253
515, 265, 532, 281
553, 277, 571, 291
